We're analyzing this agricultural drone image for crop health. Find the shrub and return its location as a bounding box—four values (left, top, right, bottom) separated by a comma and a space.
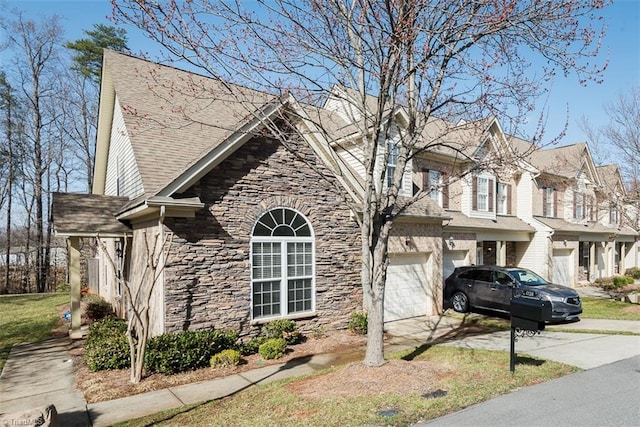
258, 338, 287, 360
311, 326, 326, 339
264, 319, 301, 344
84, 297, 114, 321
145, 328, 238, 375
240, 336, 269, 356
612, 276, 630, 288
625, 267, 640, 280
210, 349, 242, 368
348, 311, 367, 335
83, 317, 130, 371
56, 282, 70, 293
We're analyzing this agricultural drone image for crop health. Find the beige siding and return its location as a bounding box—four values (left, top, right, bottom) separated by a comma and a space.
105, 96, 144, 198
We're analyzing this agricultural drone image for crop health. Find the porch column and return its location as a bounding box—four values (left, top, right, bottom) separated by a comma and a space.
68, 236, 82, 339
496, 241, 506, 266
620, 243, 627, 274
589, 242, 596, 281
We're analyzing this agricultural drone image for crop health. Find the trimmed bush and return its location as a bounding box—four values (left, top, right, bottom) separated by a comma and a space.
612, 276, 631, 288
83, 317, 130, 371
145, 328, 238, 375
258, 338, 287, 360
348, 311, 367, 335
264, 319, 301, 344
240, 336, 269, 356
626, 267, 640, 280
210, 349, 241, 368
84, 297, 114, 321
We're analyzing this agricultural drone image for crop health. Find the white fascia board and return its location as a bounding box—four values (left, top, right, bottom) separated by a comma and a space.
286, 95, 365, 203
93, 61, 115, 195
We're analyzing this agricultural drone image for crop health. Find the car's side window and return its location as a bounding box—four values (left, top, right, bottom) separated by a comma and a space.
475, 270, 493, 283
495, 271, 512, 286
458, 271, 475, 280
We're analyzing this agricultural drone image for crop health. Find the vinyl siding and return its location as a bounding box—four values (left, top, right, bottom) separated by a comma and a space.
104, 96, 144, 198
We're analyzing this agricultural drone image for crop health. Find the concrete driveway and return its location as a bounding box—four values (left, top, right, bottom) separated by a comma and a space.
384, 316, 640, 369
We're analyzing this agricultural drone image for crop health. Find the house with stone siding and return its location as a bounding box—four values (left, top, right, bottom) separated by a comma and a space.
52, 50, 449, 338
53, 51, 639, 340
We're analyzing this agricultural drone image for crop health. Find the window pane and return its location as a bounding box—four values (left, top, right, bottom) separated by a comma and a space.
253, 280, 281, 318
288, 278, 312, 313
252, 242, 281, 279
287, 242, 312, 277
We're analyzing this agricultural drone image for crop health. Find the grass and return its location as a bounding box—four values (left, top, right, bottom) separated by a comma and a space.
113, 345, 577, 427
0, 293, 68, 371
581, 297, 640, 321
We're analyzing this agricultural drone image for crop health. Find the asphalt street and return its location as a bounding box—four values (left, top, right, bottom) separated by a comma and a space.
416, 355, 640, 426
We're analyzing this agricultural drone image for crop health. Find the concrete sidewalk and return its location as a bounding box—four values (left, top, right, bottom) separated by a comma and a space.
0, 338, 89, 426
1, 315, 638, 426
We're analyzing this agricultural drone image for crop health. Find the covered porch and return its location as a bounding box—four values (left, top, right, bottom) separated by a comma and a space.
51, 192, 131, 338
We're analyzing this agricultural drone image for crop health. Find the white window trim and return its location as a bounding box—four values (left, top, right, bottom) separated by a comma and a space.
477, 177, 489, 212
497, 182, 507, 215
544, 187, 554, 217
250, 209, 315, 321
428, 170, 442, 205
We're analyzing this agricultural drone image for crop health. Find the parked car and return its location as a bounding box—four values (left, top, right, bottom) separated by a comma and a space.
444, 265, 582, 322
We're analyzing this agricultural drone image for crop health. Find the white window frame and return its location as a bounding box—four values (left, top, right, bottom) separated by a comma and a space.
544, 187, 554, 217
575, 192, 584, 220
610, 203, 618, 225
497, 182, 507, 215
428, 170, 442, 205
251, 208, 315, 321
386, 141, 401, 189
477, 177, 489, 212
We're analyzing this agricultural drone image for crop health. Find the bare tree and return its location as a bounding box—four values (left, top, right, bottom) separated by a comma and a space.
65, 24, 129, 191
113, 0, 607, 366
99, 231, 173, 384
583, 86, 640, 229
0, 71, 17, 293
1, 12, 66, 292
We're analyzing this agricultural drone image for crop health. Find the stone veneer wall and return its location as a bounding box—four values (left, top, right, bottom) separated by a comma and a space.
162, 134, 362, 337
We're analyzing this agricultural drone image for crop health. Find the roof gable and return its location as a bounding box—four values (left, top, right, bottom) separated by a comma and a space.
96, 50, 276, 198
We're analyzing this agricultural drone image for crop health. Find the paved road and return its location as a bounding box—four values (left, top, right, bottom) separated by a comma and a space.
417, 355, 640, 426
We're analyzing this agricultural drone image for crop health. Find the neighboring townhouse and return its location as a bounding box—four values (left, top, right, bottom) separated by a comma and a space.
414, 118, 538, 279
509, 141, 639, 286
596, 164, 640, 274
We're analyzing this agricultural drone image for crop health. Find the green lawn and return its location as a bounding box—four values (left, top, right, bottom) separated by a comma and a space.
0, 293, 68, 371
114, 296, 640, 426
582, 297, 640, 320
115, 346, 577, 427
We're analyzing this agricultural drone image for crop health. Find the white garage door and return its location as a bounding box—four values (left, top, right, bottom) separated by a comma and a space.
384, 253, 431, 322
552, 248, 574, 286
443, 250, 468, 280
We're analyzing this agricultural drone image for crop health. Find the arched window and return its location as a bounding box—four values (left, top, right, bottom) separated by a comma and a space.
251, 208, 314, 320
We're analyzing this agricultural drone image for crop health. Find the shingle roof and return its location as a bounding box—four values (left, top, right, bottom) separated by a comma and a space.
510, 140, 591, 179
596, 164, 623, 194
52, 193, 131, 236
103, 50, 277, 198
534, 216, 638, 237
445, 211, 535, 232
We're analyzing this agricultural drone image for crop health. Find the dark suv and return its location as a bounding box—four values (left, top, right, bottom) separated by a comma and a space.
444, 265, 582, 322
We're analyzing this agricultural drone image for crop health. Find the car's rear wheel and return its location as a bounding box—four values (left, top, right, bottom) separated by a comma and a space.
452, 291, 469, 313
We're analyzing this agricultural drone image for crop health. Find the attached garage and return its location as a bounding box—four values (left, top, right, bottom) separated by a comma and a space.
443, 249, 468, 280
384, 252, 433, 322
552, 248, 574, 286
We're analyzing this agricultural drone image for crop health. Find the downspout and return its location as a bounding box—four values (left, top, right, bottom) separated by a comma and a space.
157, 205, 166, 335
